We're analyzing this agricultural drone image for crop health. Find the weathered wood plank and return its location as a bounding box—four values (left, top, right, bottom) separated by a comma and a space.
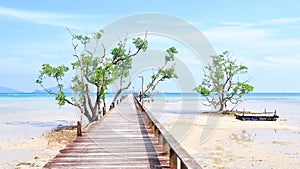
44, 94, 169, 169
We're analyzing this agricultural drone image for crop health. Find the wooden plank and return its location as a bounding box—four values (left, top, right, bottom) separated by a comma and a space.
44, 94, 170, 169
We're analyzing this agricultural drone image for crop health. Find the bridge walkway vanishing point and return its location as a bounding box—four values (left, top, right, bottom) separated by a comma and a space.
44, 94, 170, 169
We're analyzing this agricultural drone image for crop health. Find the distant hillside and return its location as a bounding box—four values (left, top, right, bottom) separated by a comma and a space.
32, 87, 73, 94
0, 86, 24, 93
0, 86, 74, 94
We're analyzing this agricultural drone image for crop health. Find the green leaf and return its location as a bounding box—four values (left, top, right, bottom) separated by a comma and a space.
194, 85, 210, 96
194, 51, 254, 111
133, 37, 148, 51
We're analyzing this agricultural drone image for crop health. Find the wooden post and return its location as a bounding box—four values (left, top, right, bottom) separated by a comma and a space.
152, 124, 158, 136
109, 102, 115, 110
163, 138, 170, 156
152, 125, 156, 136
77, 121, 82, 136
181, 160, 188, 169
155, 127, 158, 136
103, 107, 106, 116
158, 131, 163, 145
148, 122, 153, 130
169, 148, 177, 168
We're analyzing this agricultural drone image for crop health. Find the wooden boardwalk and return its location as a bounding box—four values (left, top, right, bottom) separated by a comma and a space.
44, 94, 169, 169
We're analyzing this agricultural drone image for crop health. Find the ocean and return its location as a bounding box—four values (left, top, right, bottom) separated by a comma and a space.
0, 93, 299, 142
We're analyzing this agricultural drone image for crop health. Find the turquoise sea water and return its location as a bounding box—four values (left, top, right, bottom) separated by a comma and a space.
1, 92, 300, 99
2, 93, 298, 168
147, 92, 300, 127
0, 92, 299, 141
148, 92, 300, 101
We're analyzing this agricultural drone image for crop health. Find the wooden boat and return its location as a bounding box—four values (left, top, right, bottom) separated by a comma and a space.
235, 111, 279, 121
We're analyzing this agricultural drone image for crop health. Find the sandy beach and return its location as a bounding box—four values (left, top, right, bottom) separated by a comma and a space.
1, 96, 299, 169
0, 126, 76, 169
148, 99, 300, 169
178, 115, 300, 169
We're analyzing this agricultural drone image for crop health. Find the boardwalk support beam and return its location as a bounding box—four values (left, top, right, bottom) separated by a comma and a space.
77, 121, 82, 136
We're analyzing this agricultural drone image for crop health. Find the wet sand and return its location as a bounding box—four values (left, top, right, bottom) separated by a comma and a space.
0, 126, 76, 169
147, 99, 300, 169
1, 98, 299, 168
179, 115, 300, 169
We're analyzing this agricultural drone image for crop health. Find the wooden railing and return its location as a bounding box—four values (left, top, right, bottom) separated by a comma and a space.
133, 96, 202, 169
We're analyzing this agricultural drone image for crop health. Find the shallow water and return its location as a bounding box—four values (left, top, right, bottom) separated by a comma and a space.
0, 97, 78, 142
0, 93, 299, 168
149, 94, 300, 127
0, 93, 299, 143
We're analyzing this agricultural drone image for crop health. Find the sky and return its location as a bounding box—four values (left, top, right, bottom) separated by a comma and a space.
0, 0, 300, 92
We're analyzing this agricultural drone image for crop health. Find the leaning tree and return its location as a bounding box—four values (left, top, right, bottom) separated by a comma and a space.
36, 29, 148, 123
194, 51, 254, 112
144, 47, 178, 96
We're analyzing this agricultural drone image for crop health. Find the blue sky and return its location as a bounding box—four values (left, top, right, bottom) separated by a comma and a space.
0, 0, 300, 92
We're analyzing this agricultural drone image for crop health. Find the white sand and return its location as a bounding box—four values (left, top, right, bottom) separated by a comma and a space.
1, 98, 299, 168
147, 100, 300, 169
0, 137, 57, 168
178, 115, 300, 169
0, 129, 76, 169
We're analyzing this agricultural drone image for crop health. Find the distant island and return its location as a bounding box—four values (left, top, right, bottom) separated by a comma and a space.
0, 86, 24, 93
0, 86, 73, 94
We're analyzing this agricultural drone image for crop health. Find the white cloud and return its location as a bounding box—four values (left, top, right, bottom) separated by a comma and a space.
203, 26, 271, 43
263, 56, 300, 69
0, 6, 82, 19
202, 23, 300, 56
263, 17, 300, 25
0, 6, 96, 29
237, 55, 300, 71
219, 21, 254, 27
202, 20, 300, 73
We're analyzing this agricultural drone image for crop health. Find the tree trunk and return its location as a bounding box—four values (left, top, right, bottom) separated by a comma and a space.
91, 109, 98, 122
218, 92, 226, 112
218, 102, 225, 112
219, 100, 226, 113
83, 110, 93, 122
103, 97, 107, 115
111, 81, 131, 107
